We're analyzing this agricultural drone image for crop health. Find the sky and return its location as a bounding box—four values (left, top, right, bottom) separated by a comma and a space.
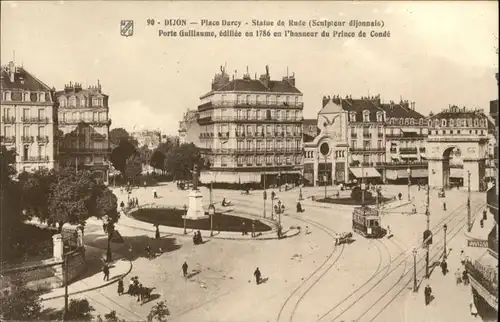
1, 1, 498, 135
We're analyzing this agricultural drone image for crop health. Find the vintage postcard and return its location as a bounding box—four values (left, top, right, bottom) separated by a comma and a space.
0, 1, 498, 321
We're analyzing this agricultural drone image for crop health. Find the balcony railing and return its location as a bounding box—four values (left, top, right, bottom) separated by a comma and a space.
1, 116, 16, 123
465, 260, 498, 298
21, 116, 50, 123
198, 100, 304, 110
399, 147, 418, 153
21, 136, 34, 143
59, 119, 111, 126
362, 133, 372, 138
36, 135, 49, 143
209, 147, 302, 154
350, 147, 385, 153
60, 147, 111, 153
378, 161, 428, 168
24, 156, 50, 162
197, 115, 304, 124
0, 136, 16, 143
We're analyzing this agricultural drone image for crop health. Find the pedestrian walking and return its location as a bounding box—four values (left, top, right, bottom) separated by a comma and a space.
440, 260, 448, 275
483, 209, 487, 221
480, 219, 484, 228
455, 268, 462, 285
242, 222, 247, 236
305, 226, 310, 235
155, 225, 160, 239
102, 263, 110, 281
135, 197, 139, 208
251, 221, 256, 238
117, 278, 124, 295
182, 261, 188, 277
460, 250, 466, 265
424, 284, 432, 305
462, 269, 469, 285
153, 189, 158, 199
443, 202, 447, 211
137, 284, 143, 302
254, 267, 262, 285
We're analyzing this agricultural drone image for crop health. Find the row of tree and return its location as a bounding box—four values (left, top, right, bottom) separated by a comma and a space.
109, 128, 206, 182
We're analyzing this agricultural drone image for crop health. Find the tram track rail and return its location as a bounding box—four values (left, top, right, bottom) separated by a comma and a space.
275, 214, 345, 322
353, 202, 485, 322
314, 200, 482, 322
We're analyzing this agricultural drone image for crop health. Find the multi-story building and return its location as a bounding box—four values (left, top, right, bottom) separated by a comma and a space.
131, 130, 162, 150
56, 81, 111, 182
187, 65, 304, 186
178, 109, 200, 146
303, 95, 428, 186
464, 73, 498, 317
0, 61, 57, 172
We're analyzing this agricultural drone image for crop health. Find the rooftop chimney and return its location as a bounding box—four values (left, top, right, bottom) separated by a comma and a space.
8, 61, 15, 82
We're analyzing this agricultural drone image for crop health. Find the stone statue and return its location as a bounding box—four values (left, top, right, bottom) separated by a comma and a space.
192, 164, 199, 191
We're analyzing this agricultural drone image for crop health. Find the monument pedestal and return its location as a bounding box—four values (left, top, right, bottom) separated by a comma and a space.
185, 189, 208, 220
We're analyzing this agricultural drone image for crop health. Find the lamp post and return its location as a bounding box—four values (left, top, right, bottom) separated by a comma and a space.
424, 184, 431, 278
443, 224, 448, 259
407, 167, 411, 201
208, 203, 215, 237
271, 193, 275, 220
323, 174, 327, 199
183, 204, 187, 235
276, 200, 285, 228
412, 248, 418, 292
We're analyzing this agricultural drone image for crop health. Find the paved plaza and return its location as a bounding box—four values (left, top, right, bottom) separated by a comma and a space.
40, 183, 489, 321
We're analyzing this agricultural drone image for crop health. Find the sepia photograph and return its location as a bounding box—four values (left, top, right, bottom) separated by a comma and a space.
0, 1, 498, 321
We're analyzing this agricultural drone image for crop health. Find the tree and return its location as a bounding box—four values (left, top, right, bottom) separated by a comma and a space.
110, 140, 138, 175
124, 154, 143, 184
95, 188, 119, 261
61, 299, 94, 321
0, 287, 43, 321
164, 143, 204, 181
104, 310, 124, 322
17, 168, 56, 222
147, 301, 170, 322
109, 128, 138, 148
150, 150, 166, 171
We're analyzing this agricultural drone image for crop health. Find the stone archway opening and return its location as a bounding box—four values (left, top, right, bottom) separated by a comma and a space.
443, 146, 464, 189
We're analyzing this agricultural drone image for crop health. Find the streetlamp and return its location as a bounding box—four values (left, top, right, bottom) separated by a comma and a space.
208, 203, 215, 237
183, 204, 187, 235
407, 167, 411, 201
271, 191, 275, 220
443, 224, 448, 259
323, 174, 327, 199
412, 248, 418, 292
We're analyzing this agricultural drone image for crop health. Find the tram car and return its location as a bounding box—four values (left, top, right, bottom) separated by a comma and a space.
352, 206, 383, 238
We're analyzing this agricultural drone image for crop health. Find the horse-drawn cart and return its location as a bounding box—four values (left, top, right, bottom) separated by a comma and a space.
335, 232, 353, 245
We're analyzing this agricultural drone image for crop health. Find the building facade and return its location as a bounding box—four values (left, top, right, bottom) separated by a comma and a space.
186, 66, 304, 186
56, 81, 111, 182
1, 61, 57, 172
427, 105, 490, 192
464, 73, 498, 316
303, 95, 428, 186
178, 109, 201, 146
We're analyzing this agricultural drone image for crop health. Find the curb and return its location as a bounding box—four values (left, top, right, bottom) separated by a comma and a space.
117, 221, 300, 241
40, 257, 133, 302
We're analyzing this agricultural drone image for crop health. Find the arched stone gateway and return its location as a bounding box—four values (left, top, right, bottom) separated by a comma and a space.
427, 106, 492, 192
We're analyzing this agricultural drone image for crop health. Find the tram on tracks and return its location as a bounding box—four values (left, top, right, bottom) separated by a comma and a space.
352, 206, 383, 238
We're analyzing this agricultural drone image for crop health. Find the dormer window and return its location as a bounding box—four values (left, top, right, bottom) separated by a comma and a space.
449, 119, 454, 127
480, 119, 485, 127
399, 119, 403, 125
473, 119, 478, 127
441, 119, 447, 127
59, 97, 67, 107
419, 118, 423, 125
410, 118, 415, 125
80, 97, 86, 107
428, 120, 432, 127
363, 110, 370, 122
405, 118, 409, 125
69, 96, 76, 107
24, 92, 30, 101
391, 117, 396, 125
376, 112, 383, 122
5, 91, 11, 101
350, 112, 357, 122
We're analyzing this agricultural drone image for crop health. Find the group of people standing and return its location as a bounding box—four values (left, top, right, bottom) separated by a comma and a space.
117, 276, 151, 304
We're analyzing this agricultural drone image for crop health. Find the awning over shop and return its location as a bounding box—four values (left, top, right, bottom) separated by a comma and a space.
410, 169, 428, 178
401, 154, 418, 159
386, 169, 398, 180
350, 167, 381, 178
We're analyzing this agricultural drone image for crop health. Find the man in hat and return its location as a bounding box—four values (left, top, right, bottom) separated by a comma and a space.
182, 261, 188, 278
424, 284, 432, 305
254, 267, 262, 285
